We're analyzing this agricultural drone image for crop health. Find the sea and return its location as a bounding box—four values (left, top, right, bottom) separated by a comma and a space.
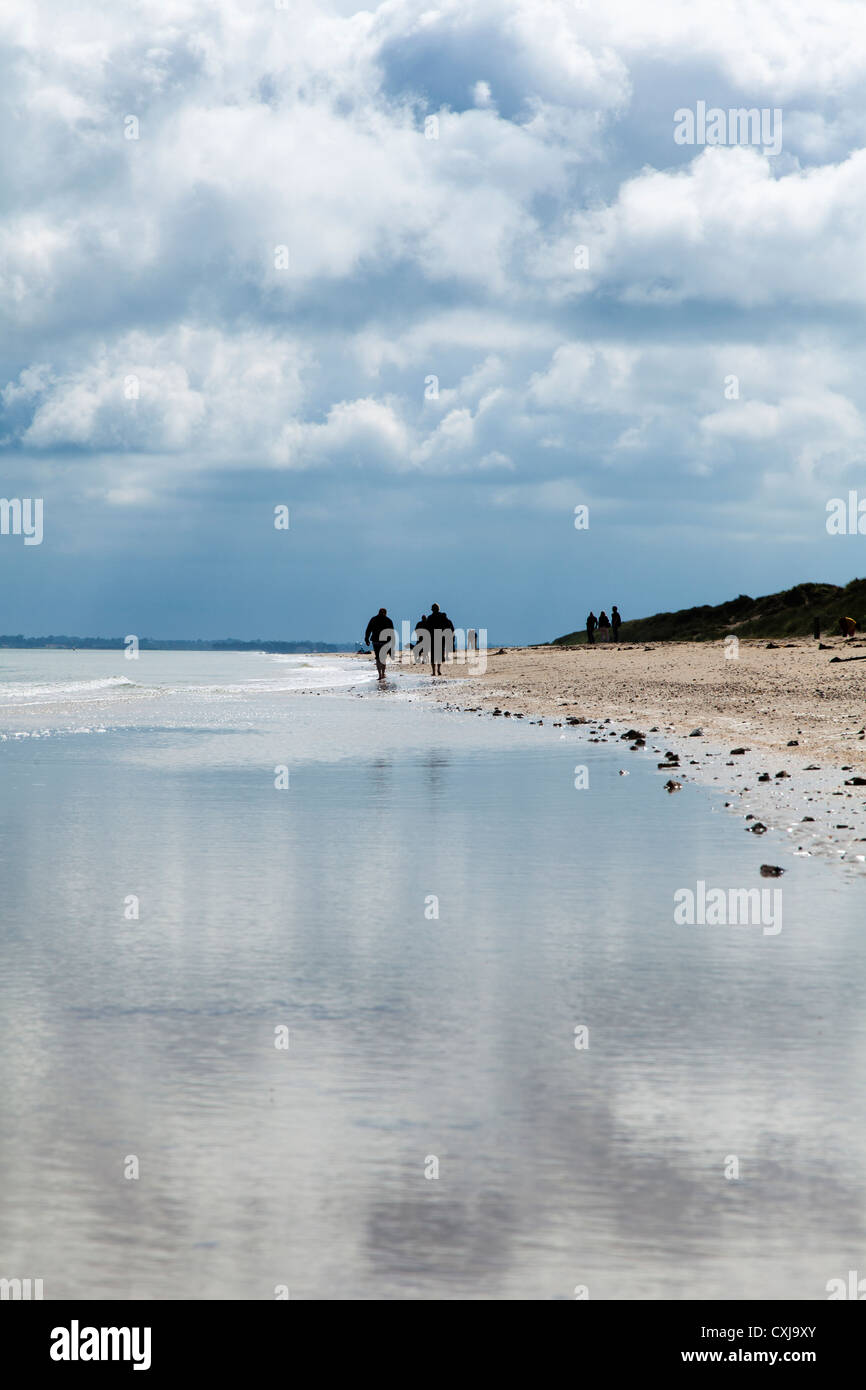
0, 650, 863, 1300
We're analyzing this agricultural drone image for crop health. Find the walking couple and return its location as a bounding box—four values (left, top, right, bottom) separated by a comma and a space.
364, 604, 455, 679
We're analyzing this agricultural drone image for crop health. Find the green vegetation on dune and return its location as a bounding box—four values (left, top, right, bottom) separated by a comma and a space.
553, 580, 866, 645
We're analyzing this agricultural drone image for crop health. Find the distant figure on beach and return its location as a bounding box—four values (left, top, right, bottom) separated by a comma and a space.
364, 607, 396, 680
597, 610, 611, 643
839, 615, 858, 639
412, 614, 428, 663
427, 603, 454, 675
611, 606, 622, 642
586, 611, 597, 645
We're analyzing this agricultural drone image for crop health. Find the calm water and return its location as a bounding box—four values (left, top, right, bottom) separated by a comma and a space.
0, 651, 864, 1300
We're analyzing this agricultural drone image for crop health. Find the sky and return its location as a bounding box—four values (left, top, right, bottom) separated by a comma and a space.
2, 0, 866, 644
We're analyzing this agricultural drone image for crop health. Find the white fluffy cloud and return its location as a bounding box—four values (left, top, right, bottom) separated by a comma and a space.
2, 0, 866, 550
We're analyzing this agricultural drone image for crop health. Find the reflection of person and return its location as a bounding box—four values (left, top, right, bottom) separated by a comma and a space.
611, 606, 622, 642
427, 603, 454, 675
586, 612, 597, 645
597, 610, 611, 644
364, 607, 396, 679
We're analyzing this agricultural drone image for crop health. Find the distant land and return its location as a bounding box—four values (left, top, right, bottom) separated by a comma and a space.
553, 580, 866, 645
0, 637, 353, 652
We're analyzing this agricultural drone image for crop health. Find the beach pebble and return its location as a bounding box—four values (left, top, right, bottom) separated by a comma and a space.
760, 864, 785, 877
664, 779, 682, 792
747, 822, 768, 834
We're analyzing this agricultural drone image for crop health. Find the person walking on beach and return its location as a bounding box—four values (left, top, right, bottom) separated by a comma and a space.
586, 611, 597, 645
364, 607, 397, 680
597, 610, 611, 643
839, 615, 858, 639
611, 605, 622, 642
427, 603, 454, 675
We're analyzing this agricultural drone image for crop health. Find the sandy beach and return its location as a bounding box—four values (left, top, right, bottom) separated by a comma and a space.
414, 637, 866, 870
425, 638, 866, 767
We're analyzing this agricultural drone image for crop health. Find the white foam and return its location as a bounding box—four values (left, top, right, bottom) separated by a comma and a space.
0, 676, 137, 704
181, 663, 378, 694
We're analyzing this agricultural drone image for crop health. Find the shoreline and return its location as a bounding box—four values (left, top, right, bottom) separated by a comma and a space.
343, 640, 866, 874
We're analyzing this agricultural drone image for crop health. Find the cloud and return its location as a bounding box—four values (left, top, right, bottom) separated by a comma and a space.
2, 0, 866, 637
7, 327, 308, 461
557, 146, 866, 306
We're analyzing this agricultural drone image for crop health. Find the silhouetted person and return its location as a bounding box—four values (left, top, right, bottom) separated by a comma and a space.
598, 610, 611, 643
427, 603, 454, 675
611, 605, 622, 642
364, 607, 396, 679
586, 612, 597, 645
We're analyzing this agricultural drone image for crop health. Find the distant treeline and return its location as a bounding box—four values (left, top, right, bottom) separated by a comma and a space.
554, 579, 866, 644
0, 636, 352, 652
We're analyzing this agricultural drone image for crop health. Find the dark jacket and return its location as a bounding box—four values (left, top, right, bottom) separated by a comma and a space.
427, 611, 454, 655
365, 614, 395, 645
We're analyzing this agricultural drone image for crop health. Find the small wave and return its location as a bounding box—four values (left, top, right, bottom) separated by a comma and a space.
0, 676, 137, 703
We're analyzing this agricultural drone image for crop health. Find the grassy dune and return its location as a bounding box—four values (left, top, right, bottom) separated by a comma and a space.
553, 580, 866, 645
